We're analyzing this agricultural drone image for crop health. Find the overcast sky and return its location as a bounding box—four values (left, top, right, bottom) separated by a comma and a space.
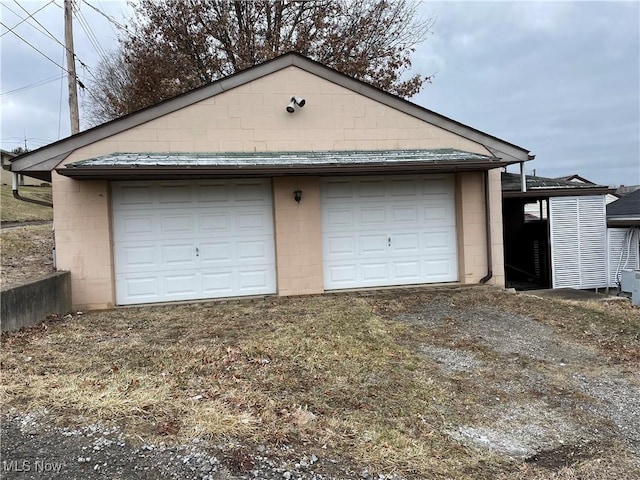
1, 1, 638, 187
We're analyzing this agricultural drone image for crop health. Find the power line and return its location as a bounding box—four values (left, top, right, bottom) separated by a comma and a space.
6, 2, 64, 49
81, 0, 131, 34
0, 1, 55, 38
73, 2, 108, 62
0, 20, 73, 75
5, 2, 98, 78
0, 74, 65, 96
0, 19, 101, 105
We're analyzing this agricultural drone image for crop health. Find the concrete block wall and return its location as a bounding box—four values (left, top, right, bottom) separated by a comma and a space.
272, 177, 324, 296
1, 271, 71, 332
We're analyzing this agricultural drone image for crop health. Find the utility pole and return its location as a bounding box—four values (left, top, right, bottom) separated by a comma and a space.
64, 0, 80, 134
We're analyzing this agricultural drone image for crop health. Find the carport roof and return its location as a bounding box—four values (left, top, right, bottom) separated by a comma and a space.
56, 149, 512, 180
502, 172, 614, 198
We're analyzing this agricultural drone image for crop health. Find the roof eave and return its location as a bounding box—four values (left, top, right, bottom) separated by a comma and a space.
502, 187, 615, 198
56, 160, 513, 180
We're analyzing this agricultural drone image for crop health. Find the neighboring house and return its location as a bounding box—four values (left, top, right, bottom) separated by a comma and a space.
616, 185, 640, 197
1, 149, 43, 186
10, 53, 533, 310
606, 189, 640, 287
554, 174, 618, 204
502, 173, 613, 290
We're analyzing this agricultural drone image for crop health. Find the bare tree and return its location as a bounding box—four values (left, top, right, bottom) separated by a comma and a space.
87, 0, 434, 124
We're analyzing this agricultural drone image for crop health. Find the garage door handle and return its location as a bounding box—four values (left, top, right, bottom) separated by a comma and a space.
195, 247, 199, 257
388, 237, 391, 246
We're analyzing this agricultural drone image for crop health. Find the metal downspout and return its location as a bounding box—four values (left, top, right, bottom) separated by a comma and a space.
479, 170, 493, 284
12, 172, 53, 208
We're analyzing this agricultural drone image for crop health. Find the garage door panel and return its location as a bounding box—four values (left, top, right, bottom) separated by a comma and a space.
165, 273, 198, 296
237, 240, 272, 262
119, 216, 154, 236
424, 259, 454, 278
393, 233, 420, 252
199, 242, 232, 263
327, 236, 356, 255
118, 276, 158, 300
161, 244, 196, 266
234, 181, 270, 201
117, 245, 157, 269
237, 269, 273, 290
118, 185, 155, 207
201, 272, 234, 294
361, 262, 388, 282
360, 207, 386, 225
422, 177, 452, 195
199, 213, 231, 232
360, 235, 387, 254
424, 230, 454, 249
235, 211, 270, 230
327, 264, 358, 285
393, 261, 421, 280
113, 180, 276, 305
358, 180, 386, 198
196, 184, 229, 203
390, 206, 418, 223
322, 175, 457, 290
390, 179, 417, 197
424, 205, 450, 222
326, 209, 353, 228
324, 181, 353, 199
158, 184, 192, 204
161, 214, 193, 234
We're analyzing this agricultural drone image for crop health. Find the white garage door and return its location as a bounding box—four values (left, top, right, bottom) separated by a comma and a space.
112, 180, 276, 305
321, 175, 458, 290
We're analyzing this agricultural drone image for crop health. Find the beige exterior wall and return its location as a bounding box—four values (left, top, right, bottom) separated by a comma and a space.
455, 170, 505, 286
272, 177, 324, 296
52, 177, 114, 309
52, 65, 503, 309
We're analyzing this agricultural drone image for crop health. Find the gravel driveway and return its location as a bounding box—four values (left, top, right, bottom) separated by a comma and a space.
2, 288, 639, 479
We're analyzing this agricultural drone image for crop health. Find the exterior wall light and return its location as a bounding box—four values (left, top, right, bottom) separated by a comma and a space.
286, 97, 306, 113
294, 190, 302, 203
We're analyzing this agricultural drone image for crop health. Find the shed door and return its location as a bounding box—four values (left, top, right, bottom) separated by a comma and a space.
112, 180, 276, 305
321, 175, 457, 290
549, 196, 607, 289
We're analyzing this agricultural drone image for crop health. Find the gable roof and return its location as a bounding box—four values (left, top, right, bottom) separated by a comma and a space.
553, 174, 596, 185
11, 52, 533, 179
502, 172, 613, 198
607, 188, 640, 225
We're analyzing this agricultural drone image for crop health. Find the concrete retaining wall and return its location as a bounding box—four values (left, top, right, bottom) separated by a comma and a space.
1, 271, 71, 332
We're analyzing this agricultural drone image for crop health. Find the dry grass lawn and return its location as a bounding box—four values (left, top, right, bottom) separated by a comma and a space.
0, 224, 55, 287
2, 288, 639, 479
0, 185, 53, 223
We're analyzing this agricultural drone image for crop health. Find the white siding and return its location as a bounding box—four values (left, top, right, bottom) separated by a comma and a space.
549, 196, 608, 289
607, 227, 640, 287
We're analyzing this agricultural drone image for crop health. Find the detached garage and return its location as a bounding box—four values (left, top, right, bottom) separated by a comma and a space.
10, 53, 533, 309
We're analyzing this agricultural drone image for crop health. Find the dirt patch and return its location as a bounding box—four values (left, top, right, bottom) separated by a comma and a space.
0, 224, 55, 288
